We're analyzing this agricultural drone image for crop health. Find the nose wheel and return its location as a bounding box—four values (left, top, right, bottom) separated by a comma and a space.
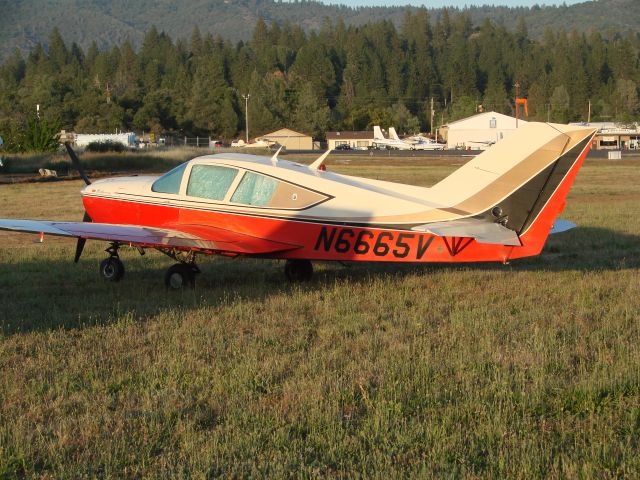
284, 259, 313, 282
99, 243, 125, 282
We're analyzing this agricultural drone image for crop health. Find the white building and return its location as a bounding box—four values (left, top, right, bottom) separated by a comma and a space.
441, 111, 527, 150
325, 131, 375, 150
75, 132, 137, 148
569, 122, 640, 150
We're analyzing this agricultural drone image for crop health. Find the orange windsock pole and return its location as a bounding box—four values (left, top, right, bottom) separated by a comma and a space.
516, 98, 529, 118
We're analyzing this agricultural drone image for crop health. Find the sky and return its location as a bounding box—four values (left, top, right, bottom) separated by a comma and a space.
317, 1, 585, 6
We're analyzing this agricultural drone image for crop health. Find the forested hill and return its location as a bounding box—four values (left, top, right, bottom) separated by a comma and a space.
1, 0, 639, 61
2, 5, 639, 151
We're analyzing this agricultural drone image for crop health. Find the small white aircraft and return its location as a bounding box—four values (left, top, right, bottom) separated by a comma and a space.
0, 122, 596, 289
389, 128, 445, 151
231, 139, 278, 149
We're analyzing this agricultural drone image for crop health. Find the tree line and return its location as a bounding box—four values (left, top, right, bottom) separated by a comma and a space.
0, 10, 639, 151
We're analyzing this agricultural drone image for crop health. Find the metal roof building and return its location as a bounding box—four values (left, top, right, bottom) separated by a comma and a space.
441, 111, 527, 150
256, 128, 313, 150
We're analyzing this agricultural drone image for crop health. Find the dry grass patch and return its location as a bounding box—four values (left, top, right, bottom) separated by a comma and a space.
0, 157, 639, 477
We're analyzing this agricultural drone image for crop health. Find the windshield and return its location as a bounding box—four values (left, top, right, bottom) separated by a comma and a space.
151, 162, 188, 194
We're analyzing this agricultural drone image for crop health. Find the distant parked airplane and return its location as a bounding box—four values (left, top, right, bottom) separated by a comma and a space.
389, 128, 445, 151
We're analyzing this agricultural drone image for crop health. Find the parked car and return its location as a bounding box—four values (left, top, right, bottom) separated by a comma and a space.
335, 144, 351, 150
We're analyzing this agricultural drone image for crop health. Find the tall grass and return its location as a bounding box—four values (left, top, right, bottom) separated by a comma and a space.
1, 147, 216, 176
0, 158, 639, 477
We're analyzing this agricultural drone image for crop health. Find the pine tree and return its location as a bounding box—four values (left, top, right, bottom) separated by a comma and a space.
292, 81, 329, 139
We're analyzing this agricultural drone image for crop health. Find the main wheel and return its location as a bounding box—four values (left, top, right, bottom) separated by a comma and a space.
165, 263, 196, 289
284, 259, 313, 282
100, 257, 125, 282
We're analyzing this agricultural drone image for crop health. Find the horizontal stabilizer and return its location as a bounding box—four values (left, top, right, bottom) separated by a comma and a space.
412, 218, 521, 246
550, 219, 576, 235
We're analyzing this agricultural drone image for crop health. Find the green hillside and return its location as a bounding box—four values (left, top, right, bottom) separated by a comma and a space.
1, 0, 639, 61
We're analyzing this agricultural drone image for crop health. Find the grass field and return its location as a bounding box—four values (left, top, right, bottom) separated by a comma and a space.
0, 156, 639, 478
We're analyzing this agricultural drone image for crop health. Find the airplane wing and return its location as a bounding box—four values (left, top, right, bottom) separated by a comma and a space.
0, 219, 301, 254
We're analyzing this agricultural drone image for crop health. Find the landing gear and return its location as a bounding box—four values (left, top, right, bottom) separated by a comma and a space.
158, 249, 200, 289
284, 259, 313, 282
164, 263, 198, 289
99, 256, 125, 282
100, 243, 125, 282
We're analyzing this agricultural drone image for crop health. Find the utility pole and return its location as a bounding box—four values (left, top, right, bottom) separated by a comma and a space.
588, 99, 591, 124
242, 93, 250, 143
430, 97, 435, 136
514, 81, 520, 128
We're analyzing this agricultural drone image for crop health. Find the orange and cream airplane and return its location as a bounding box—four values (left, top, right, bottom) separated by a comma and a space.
0, 122, 596, 288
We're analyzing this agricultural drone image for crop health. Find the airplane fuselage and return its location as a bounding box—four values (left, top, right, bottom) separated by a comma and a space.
80, 144, 586, 264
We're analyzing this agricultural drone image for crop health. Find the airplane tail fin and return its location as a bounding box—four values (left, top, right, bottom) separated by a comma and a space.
426, 122, 596, 256
373, 126, 385, 140
388, 127, 400, 140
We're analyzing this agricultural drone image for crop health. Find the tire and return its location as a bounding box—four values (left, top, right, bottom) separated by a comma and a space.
165, 263, 196, 289
100, 257, 125, 282
284, 259, 313, 282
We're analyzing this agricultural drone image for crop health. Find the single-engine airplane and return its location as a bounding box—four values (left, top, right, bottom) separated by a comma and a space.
0, 122, 596, 289
389, 128, 445, 150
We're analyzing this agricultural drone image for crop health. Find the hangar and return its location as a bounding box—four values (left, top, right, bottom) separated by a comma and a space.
256, 128, 313, 150
441, 111, 527, 150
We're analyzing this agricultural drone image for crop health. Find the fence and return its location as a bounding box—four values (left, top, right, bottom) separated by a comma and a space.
161, 136, 217, 148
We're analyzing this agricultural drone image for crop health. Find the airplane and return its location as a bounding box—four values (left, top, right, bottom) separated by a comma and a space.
389, 128, 445, 151
231, 139, 279, 149
0, 122, 596, 289
466, 139, 497, 150
371, 126, 414, 150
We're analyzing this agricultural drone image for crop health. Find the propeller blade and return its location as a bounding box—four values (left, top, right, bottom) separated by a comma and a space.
74, 211, 92, 263
64, 142, 91, 185
74, 238, 86, 263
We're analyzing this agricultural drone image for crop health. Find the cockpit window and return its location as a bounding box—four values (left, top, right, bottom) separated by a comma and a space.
231, 171, 279, 206
230, 170, 329, 209
187, 165, 238, 201
151, 162, 188, 194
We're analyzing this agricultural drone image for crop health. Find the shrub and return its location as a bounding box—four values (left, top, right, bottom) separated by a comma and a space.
23, 116, 62, 153
85, 141, 128, 153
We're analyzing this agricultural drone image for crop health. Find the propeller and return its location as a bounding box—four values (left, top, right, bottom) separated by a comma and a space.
73, 212, 92, 263
64, 142, 92, 262
64, 142, 91, 185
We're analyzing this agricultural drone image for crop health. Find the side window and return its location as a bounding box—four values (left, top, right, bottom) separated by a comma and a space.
187, 165, 238, 201
231, 171, 279, 206
151, 162, 188, 194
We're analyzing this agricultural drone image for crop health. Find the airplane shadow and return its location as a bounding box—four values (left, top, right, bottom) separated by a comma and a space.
0, 226, 637, 336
